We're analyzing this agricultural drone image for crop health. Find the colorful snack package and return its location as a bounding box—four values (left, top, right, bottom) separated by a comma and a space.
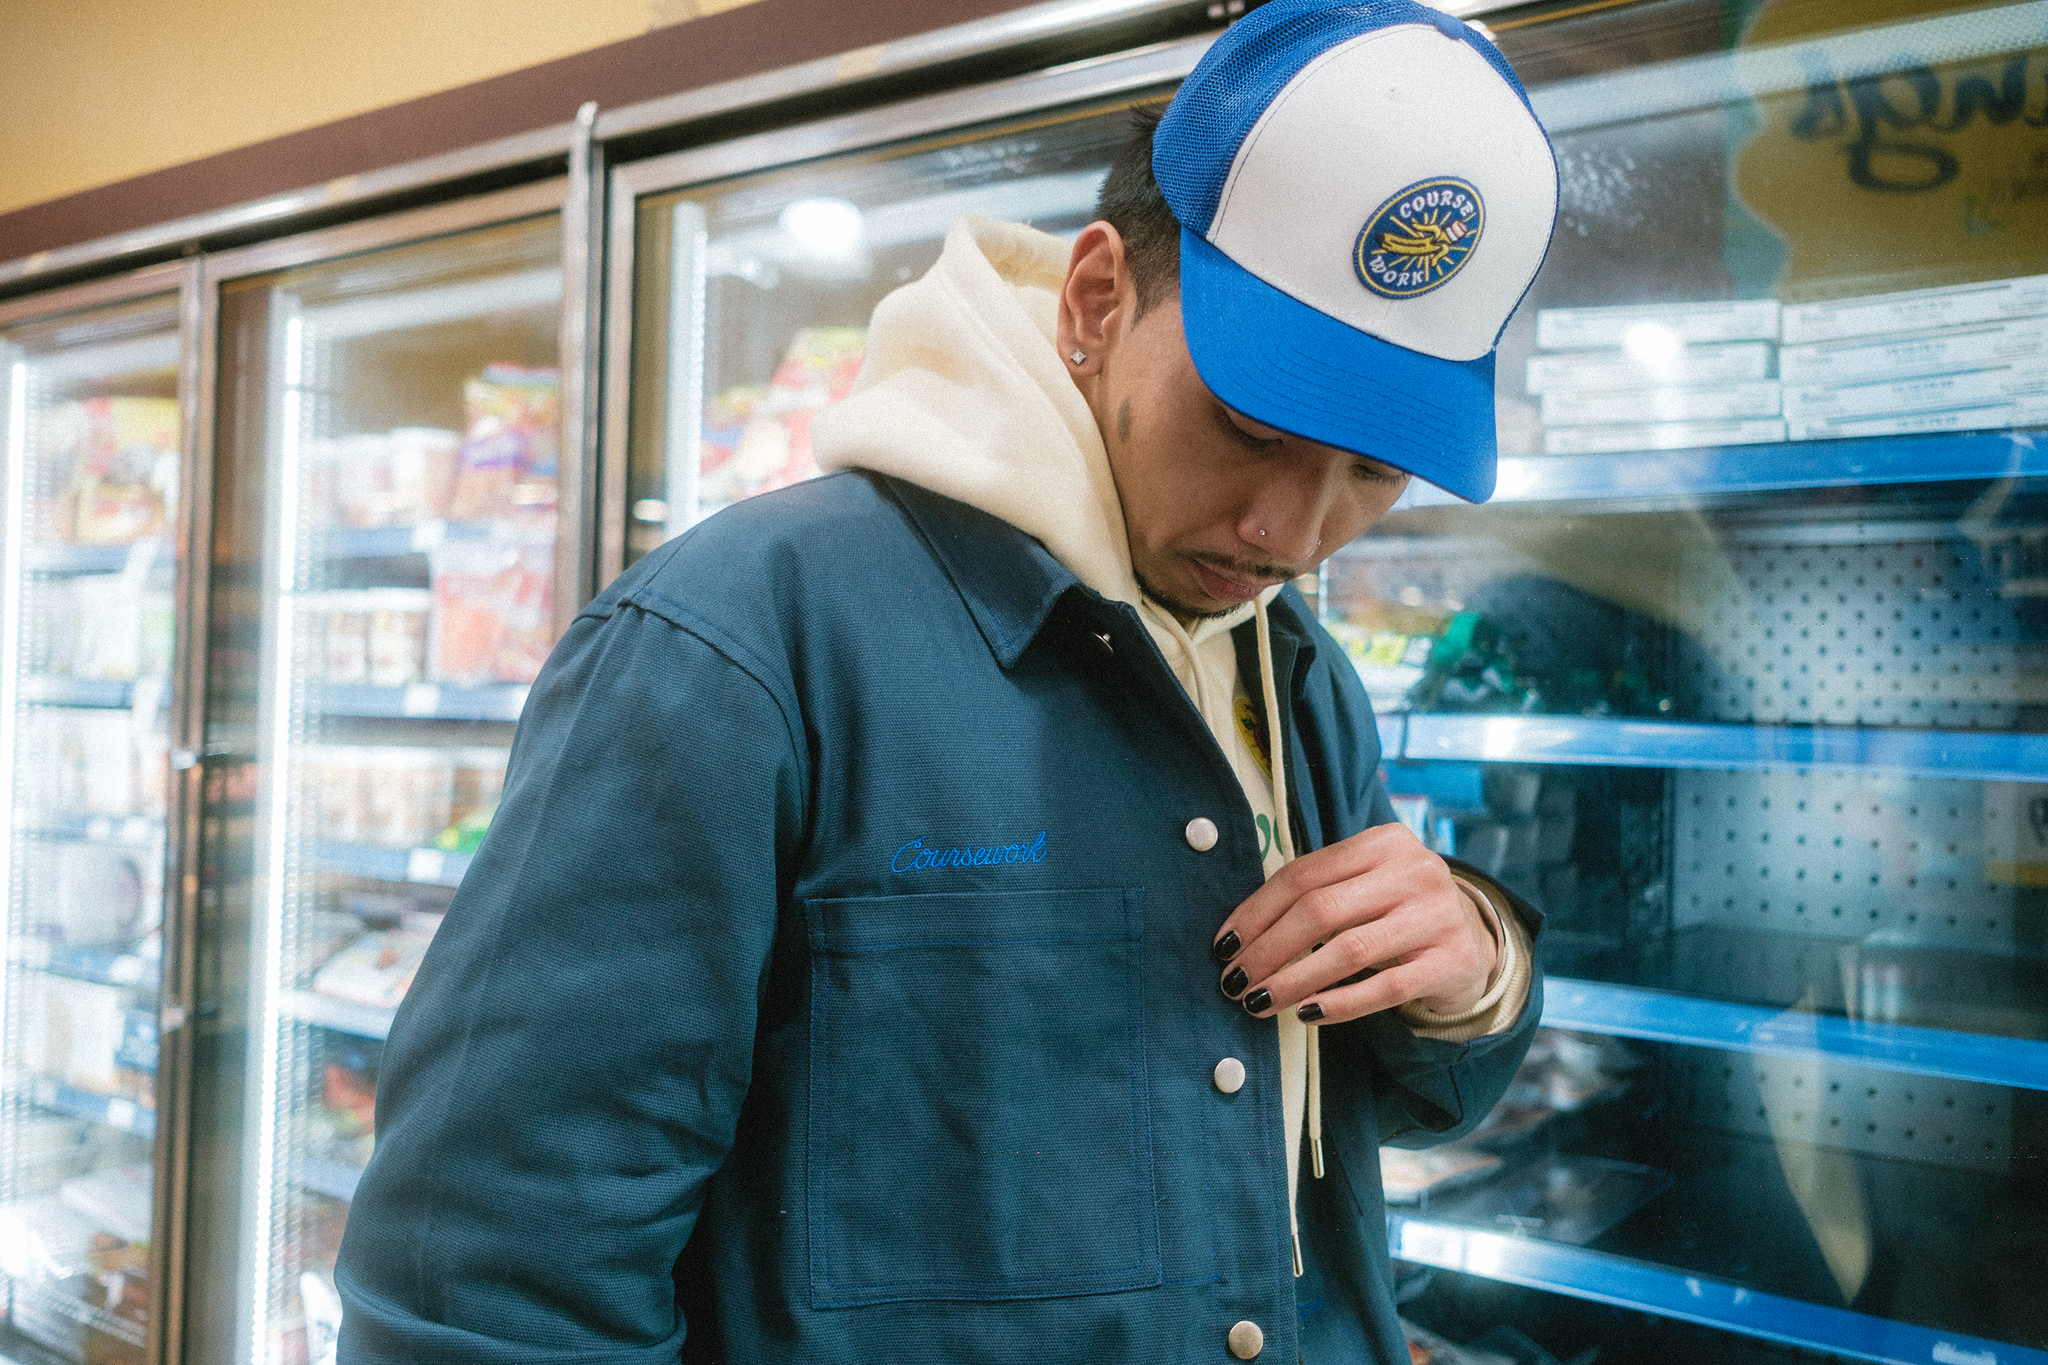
428, 538, 554, 684
448, 365, 561, 522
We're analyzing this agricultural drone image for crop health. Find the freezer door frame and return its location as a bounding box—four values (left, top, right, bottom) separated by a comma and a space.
0, 254, 204, 1365
595, 29, 1214, 588
194, 174, 580, 1365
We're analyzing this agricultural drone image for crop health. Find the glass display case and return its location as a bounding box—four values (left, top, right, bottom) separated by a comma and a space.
602, 32, 1214, 576
0, 263, 195, 1365
187, 182, 569, 1365
607, 4, 2046, 1363
1343, 2, 2048, 1362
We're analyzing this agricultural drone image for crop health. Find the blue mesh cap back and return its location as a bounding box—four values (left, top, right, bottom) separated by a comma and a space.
1154, 0, 1537, 236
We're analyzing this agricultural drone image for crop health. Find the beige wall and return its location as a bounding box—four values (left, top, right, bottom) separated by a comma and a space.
0, 0, 764, 218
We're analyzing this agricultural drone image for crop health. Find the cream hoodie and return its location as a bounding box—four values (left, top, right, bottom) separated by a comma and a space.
812, 216, 1531, 1272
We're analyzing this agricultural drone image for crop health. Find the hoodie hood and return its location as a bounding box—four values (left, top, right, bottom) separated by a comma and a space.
813, 216, 1144, 611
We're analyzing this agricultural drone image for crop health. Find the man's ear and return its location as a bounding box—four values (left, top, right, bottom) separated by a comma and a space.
1057, 221, 1134, 377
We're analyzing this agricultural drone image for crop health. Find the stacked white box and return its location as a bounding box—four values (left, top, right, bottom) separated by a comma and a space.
1528, 301, 1784, 456
1779, 273, 2048, 441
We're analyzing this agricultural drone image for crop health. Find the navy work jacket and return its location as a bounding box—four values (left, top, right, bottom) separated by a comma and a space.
336, 471, 1544, 1365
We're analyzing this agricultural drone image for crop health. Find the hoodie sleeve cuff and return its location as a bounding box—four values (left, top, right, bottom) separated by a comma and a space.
1398, 876, 1533, 1043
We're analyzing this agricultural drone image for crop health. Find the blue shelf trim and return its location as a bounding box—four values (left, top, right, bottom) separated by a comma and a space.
1545, 978, 2048, 1092
1377, 713, 1406, 759
316, 842, 473, 887
1388, 1216, 2046, 1365
20, 676, 136, 708
26, 1076, 156, 1140
309, 519, 498, 560
1395, 714, 2048, 783
21, 539, 171, 574
1393, 429, 2047, 508
24, 813, 164, 846
309, 682, 529, 722
301, 1157, 364, 1202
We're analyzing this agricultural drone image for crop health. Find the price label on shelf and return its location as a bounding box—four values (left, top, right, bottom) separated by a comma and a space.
401, 683, 442, 717
106, 1097, 139, 1132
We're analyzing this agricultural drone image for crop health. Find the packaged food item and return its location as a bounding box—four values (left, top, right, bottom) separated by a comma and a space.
1783, 363, 2048, 422
1327, 609, 1530, 714
361, 750, 455, 849
302, 590, 431, 688
429, 538, 553, 684
1780, 270, 2048, 346
36, 397, 179, 546
700, 328, 865, 506
1535, 299, 1781, 350
1538, 379, 1782, 427
435, 748, 510, 851
311, 918, 442, 1010
1787, 395, 2048, 442
1540, 417, 1787, 455
1524, 340, 1772, 393
306, 745, 456, 849
387, 427, 461, 523
333, 432, 398, 529
17, 975, 130, 1094
24, 842, 148, 949
1778, 316, 2048, 387
448, 365, 561, 522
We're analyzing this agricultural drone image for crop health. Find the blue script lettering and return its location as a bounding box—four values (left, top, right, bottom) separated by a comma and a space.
891, 830, 1048, 873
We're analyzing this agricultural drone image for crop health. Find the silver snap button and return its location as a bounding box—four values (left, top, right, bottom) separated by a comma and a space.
1185, 817, 1219, 852
1228, 1319, 1264, 1359
1212, 1057, 1246, 1094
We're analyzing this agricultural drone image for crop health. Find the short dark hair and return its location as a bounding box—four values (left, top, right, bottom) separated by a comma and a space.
1093, 104, 1182, 319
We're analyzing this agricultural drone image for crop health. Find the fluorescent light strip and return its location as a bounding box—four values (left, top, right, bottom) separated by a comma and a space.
0, 362, 30, 1102
248, 312, 305, 1362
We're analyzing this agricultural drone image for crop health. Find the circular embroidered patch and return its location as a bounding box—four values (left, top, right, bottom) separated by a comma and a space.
1353, 177, 1485, 299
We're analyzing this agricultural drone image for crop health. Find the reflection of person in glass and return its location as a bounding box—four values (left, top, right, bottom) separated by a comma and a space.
336, 4, 1560, 1362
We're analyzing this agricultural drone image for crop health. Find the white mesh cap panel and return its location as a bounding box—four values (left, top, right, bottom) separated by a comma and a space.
1206, 25, 1558, 363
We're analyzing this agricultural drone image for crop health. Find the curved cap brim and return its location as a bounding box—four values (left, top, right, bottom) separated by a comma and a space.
1178, 226, 1499, 503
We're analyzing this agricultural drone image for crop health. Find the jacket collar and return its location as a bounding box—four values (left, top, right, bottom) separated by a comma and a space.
879, 471, 1325, 672
881, 474, 1083, 668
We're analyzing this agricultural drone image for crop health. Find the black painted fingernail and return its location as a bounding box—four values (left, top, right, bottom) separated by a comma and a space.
1222, 966, 1248, 997
1297, 1002, 1325, 1022
1243, 988, 1272, 1016
1212, 930, 1240, 962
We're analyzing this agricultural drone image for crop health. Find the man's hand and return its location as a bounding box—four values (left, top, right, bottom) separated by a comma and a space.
1212, 823, 1497, 1025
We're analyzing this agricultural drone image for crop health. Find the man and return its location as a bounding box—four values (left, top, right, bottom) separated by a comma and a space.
336, 2, 1559, 1361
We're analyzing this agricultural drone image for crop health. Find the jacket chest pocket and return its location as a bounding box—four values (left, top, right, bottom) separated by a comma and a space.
803, 887, 1161, 1307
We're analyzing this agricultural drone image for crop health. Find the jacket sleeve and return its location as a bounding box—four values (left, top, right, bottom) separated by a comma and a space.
1338, 770, 1548, 1150
335, 594, 805, 1364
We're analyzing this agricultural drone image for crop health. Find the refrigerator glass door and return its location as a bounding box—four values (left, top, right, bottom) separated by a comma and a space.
1339, 0, 2048, 1358
0, 290, 182, 1365
206, 213, 562, 1365
622, 99, 1147, 565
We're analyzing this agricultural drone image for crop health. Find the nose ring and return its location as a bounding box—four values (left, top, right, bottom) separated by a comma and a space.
1258, 529, 1267, 537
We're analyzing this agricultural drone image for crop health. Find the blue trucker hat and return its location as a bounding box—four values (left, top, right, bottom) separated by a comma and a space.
1154, 0, 1559, 502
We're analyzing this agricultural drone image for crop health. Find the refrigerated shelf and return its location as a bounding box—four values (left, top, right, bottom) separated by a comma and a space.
1392, 430, 2048, 510
301, 1157, 364, 1203
12, 943, 156, 989
1544, 978, 2048, 1092
315, 842, 473, 888
279, 989, 395, 1041
1378, 714, 2048, 784
20, 814, 163, 846
24, 1075, 155, 1140
20, 539, 173, 575
1387, 1215, 2048, 1365
310, 519, 506, 561
307, 682, 530, 722
18, 677, 154, 709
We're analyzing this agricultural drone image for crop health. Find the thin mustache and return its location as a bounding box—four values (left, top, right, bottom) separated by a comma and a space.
1190, 551, 1299, 585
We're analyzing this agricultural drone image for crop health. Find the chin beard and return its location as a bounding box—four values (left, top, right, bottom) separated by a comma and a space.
1133, 568, 1236, 622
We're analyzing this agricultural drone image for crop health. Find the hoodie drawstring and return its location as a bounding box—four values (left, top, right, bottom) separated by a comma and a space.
1255, 597, 1321, 1280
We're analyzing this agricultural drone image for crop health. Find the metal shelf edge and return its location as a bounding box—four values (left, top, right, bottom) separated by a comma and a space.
1544, 978, 2048, 1091
1392, 429, 2048, 508
1387, 1216, 2048, 1365
1393, 714, 2048, 783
